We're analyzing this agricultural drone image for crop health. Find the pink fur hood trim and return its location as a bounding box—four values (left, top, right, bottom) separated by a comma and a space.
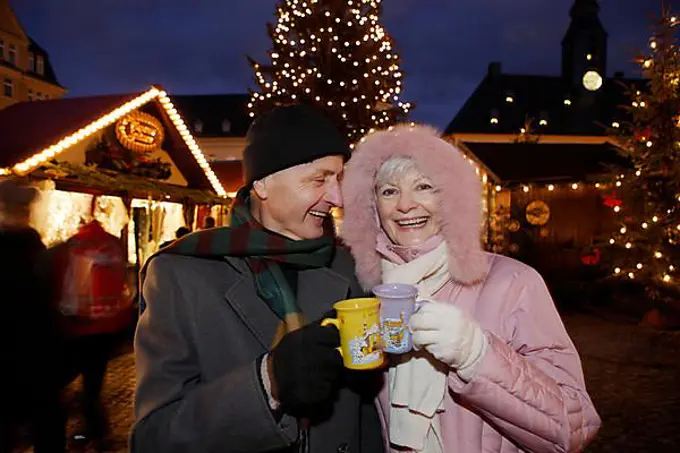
341, 124, 488, 290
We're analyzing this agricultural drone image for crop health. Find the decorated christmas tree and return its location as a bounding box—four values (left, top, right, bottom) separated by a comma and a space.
247, 0, 412, 144
603, 10, 680, 304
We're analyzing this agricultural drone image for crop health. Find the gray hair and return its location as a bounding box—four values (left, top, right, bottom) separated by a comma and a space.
374, 156, 422, 188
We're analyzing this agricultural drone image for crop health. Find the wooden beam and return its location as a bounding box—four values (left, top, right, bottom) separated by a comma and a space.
447, 133, 616, 145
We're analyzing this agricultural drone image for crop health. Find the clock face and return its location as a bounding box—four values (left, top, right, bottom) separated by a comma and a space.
582, 70, 603, 91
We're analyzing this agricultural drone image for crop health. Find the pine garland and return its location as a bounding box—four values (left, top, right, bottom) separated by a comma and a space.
36, 160, 227, 205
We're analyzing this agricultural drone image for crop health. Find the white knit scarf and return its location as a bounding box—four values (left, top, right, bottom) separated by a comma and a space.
381, 241, 451, 453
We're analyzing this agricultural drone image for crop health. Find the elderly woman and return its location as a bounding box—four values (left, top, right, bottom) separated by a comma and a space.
341, 125, 601, 453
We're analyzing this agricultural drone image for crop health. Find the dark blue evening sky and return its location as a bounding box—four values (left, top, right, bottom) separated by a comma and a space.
13, 0, 654, 128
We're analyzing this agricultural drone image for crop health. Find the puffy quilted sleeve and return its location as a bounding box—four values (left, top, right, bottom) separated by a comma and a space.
448, 266, 601, 453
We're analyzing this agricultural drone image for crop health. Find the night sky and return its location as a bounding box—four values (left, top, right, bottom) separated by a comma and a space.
14, 0, 654, 128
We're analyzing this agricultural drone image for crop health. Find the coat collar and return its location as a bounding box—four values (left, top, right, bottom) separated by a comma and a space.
222, 256, 350, 349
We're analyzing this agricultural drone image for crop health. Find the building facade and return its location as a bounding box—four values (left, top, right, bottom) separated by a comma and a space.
0, 0, 66, 110
445, 0, 645, 280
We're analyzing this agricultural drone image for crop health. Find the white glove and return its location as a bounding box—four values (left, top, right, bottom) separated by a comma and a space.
410, 301, 488, 380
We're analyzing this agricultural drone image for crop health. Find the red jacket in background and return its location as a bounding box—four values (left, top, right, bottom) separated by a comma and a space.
53, 220, 132, 337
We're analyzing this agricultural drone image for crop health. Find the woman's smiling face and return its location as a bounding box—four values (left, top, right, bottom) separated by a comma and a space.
375, 165, 440, 247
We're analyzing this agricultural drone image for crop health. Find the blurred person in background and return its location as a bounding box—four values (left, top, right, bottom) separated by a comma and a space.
52, 213, 133, 449
202, 216, 216, 229
160, 226, 191, 249
0, 177, 66, 453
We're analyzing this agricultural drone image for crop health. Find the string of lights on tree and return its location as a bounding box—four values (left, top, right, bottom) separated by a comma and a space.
599, 10, 679, 303
247, 0, 412, 144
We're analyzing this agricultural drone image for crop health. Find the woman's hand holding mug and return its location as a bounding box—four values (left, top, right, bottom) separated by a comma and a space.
409, 301, 488, 380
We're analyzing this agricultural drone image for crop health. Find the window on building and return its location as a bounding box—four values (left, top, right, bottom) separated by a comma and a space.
221, 119, 231, 133
28, 52, 35, 71
0, 39, 4, 59
8, 44, 16, 64
194, 120, 204, 133
36, 55, 44, 75
4, 78, 14, 98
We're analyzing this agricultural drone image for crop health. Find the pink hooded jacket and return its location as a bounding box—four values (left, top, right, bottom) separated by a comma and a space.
341, 125, 601, 453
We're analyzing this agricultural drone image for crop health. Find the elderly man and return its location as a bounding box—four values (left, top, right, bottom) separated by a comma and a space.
132, 105, 382, 453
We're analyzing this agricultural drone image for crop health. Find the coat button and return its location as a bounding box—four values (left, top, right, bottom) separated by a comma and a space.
336, 442, 350, 453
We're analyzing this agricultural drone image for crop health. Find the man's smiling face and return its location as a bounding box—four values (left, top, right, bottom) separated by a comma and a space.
253, 155, 344, 240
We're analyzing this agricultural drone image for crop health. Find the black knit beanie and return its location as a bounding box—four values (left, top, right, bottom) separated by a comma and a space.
243, 104, 351, 186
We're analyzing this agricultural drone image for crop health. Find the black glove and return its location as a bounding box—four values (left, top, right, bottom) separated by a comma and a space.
270, 318, 343, 415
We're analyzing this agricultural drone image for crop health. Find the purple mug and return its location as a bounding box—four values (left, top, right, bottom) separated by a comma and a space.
372, 283, 419, 354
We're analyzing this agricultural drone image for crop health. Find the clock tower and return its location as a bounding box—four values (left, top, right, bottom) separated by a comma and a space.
561, 0, 608, 93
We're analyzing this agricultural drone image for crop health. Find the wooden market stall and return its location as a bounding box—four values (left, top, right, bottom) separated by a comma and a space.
454, 140, 627, 279
0, 86, 230, 267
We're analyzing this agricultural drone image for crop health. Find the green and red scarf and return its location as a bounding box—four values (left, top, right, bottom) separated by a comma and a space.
140, 187, 335, 345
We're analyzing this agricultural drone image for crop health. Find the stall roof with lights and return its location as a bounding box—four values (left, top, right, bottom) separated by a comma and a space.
464, 142, 627, 184
0, 86, 227, 198
0, 94, 136, 168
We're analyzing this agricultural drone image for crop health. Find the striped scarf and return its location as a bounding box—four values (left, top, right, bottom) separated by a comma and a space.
140, 186, 335, 345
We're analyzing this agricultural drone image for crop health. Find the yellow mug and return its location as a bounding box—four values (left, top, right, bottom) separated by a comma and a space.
321, 298, 385, 370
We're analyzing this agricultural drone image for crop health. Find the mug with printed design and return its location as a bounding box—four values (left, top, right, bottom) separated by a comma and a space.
321, 298, 385, 370
372, 283, 420, 354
